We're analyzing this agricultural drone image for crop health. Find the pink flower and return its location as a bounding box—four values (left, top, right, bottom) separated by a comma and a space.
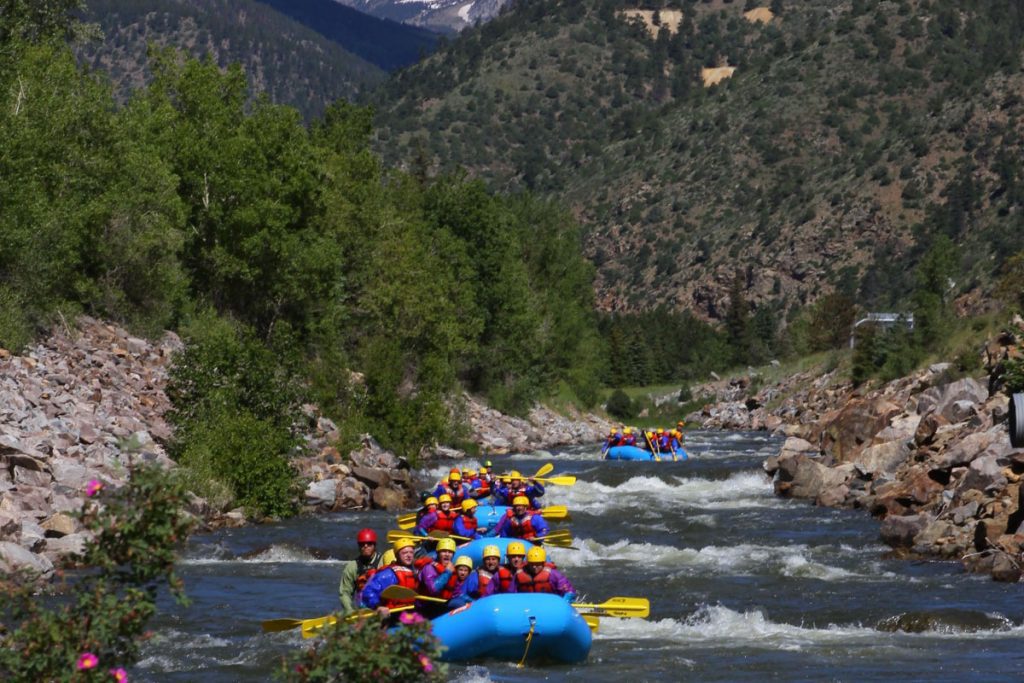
418, 653, 433, 673
76, 652, 99, 670
398, 611, 425, 625
109, 668, 128, 682
85, 479, 103, 497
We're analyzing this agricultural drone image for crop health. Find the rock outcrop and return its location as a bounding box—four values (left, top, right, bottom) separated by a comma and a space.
732, 318, 1024, 582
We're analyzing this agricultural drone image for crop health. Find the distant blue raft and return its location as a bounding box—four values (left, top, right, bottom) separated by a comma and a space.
430, 593, 592, 663
604, 445, 688, 461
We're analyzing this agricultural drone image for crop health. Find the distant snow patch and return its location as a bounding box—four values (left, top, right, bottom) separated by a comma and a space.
458, 1, 474, 22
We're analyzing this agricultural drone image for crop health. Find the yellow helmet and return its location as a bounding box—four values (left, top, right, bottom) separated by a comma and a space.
478, 466, 488, 474
482, 544, 502, 559
508, 470, 521, 479
512, 495, 530, 507
454, 556, 473, 569
438, 494, 452, 504
393, 538, 416, 552
609, 427, 617, 435
526, 546, 546, 563
506, 541, 527, 556
424, 496, 438, 507
436, 538, 457, 553
657, 428, 664, 434
461, 499, 478, 512
646, 431, 655, 437
380, 549, 396, 565
449, 471, 462, 482
623, 427, 632, 435
464, 469, 476, 477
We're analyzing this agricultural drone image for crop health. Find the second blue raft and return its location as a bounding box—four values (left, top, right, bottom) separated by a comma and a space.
604, 445, 688, 461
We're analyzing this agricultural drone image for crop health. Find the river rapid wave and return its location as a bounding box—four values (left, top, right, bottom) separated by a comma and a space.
136, 432, 1024, 681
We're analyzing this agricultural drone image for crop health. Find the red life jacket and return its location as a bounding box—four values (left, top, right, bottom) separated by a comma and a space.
441, 483, 466, 506
458, 514, 478, 532
439, 570, 462, 600
504, 509, 539, 539
499, 564, 518, 592
354, 554, 382, 593
515, 568, 554, 593
431, 509, 458, 532
384, 565, 420, 608
413, 555, 433, 570
479, 566, 514, 594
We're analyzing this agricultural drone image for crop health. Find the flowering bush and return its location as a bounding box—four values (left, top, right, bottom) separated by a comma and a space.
0, 466, 193, 681
281, 616, 447, 683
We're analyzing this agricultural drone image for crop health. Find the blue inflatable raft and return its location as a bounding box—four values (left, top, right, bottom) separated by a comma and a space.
604, 445, 688, 461
430, 593, 592, 663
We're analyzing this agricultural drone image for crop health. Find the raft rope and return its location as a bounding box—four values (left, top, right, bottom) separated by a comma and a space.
517, 616, 537, 669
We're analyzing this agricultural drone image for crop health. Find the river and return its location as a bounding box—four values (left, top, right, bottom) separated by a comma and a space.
136, 431, 1024, 681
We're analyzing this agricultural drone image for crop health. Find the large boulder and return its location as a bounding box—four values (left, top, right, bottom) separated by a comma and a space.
820, 398, 902, 463
305, 479, 337, 508
854, 440, 911, 476
915, 378, 988, 422
351, 467, 391, 490
957, 455, 1007, 494
0, 540, 53, 576
371, 487, 406, 511
774, 454, 853, 500
879, 513, 932, 548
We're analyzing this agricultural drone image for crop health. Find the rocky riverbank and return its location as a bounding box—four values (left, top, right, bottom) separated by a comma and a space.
688, 319, 1024, 582
0, 317, 610, 577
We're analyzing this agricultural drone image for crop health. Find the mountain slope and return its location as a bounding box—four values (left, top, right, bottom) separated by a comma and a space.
372, 0, 1024, 320
79, 0, 388, 118
334, 0, 511, 35
253, 0, 439, 69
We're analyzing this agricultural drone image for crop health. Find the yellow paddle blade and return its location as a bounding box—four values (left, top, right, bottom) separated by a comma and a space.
534, 463, 554, 478
398, 519, 416, 530
381, 584, 449, 603
573, 597, 650, 618
582, 614, 599, 632
396, 512, 417, 525
536, 475, 576, 486
427, 530, 472, 542
261, 617, 305, 633
386, 530, 428, 543
538, 505, 569, 520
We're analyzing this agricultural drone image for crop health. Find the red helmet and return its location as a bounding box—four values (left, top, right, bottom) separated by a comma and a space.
357, 528, 377, 544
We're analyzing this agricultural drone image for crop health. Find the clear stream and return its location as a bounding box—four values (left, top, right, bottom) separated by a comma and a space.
136, 432, 1024, 682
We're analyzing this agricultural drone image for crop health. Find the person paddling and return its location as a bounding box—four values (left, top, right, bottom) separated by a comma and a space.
433, 469, 470, 506
436, 556, 478, 609
361, 538, 420, 620
338, 528, 383, 616
476, 544, 515, 596
494, 471, 545, 509
453, 498, 482, 539
513, 547, 576, 603
490, 495, 549, 540
414, 493, 458, 536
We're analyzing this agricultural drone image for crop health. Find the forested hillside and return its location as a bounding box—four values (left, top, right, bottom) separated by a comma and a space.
77, 0, 428, 118
0, 1, 603, 511
373, 0, 1024, 328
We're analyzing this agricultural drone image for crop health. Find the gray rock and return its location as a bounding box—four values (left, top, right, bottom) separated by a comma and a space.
41, 512, 77, 537
0, 540, 53, 576
916, 378, 988, 422
880, 513, 932, 547
950, 400, 978, 423
991, 553, 1022, 582
958, 455, 1007, 493
371, 486, 406, 511
49, 458, 91, 489
854, 440, 911, 475
951, 500, 980, 525
351, 466, 391, 490
336, 477, 369, 509
13, 465, 51, 488
43, 532, 88, 559
934, 431, 997, 469
305, 479, 337, 507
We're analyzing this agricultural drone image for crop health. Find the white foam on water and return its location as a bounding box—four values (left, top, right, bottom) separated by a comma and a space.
558, 538, 863, 580
453, 666, 496, 683
546, 471, 776, 513
595, 605, 880, 650
179, 544, 342, 565
596, 605, 1024, 647
137, 629, 239, 671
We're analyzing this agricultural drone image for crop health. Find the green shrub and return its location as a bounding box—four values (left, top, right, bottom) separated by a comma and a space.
677, 385, 693, 402
178, 408, 299, 518
0, 285, 33, 352
1004, 357, 1024, 394
281, 617, 447, 683
0, 466, 193, 680
605, 388, 635, 419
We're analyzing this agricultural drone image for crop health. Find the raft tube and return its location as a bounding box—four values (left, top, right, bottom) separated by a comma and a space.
453, 536, 541, 566
604, 445, 689, 461
474, 504, 549, 531
430, 593, 592, 663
